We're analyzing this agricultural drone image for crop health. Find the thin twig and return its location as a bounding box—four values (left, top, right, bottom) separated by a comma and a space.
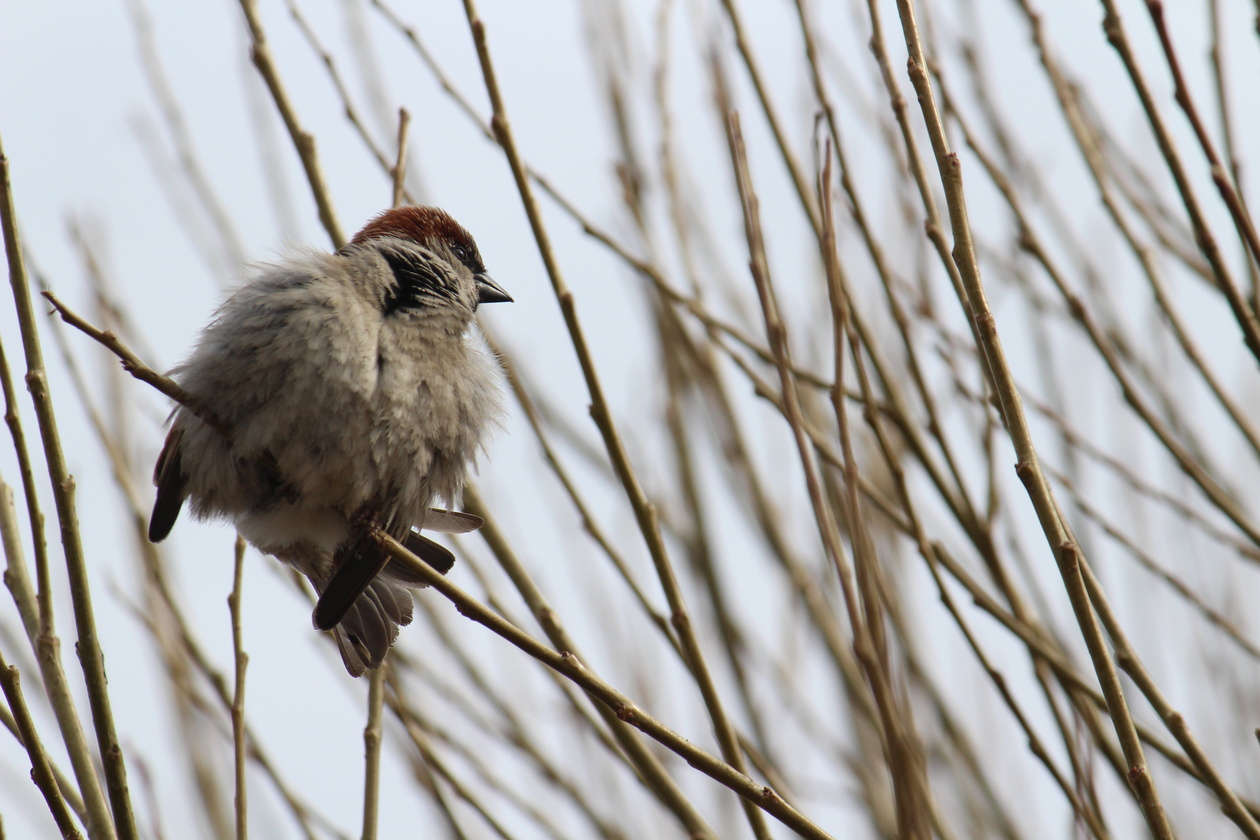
42, 291, 229, 437
0, 656, 85, 839
373, 529, 837, 840
459, 3, 734, 836
237, 0, 345, 248
229, 535, 249, 840
1, 130, 139, 840
888, 4, 1173, 834
361, 666, 385, 840
391, 109, 411, 210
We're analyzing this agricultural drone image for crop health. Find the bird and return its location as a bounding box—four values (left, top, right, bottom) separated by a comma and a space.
147, 205, 512, 676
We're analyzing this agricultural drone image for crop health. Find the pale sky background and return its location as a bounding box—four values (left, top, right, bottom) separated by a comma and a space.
2, 0, 1258, 837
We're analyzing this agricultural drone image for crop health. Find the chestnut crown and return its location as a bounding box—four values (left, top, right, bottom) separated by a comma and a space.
351, 205, 475, 260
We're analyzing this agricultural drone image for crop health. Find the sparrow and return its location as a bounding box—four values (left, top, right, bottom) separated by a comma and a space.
148, 205, 511, 676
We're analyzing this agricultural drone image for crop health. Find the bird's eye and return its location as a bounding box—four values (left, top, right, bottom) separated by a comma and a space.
452, 243, 471, 263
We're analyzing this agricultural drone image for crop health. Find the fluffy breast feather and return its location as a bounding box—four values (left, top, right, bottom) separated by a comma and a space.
369, 315, 505, 523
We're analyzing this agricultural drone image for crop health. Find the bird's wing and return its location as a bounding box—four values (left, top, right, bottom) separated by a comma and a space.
388, 531, 455, 581
422, 508, 484, 534
148, 426, 189, 542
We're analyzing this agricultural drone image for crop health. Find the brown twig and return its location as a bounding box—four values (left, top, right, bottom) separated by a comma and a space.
374, 528, 837, 840
2, 131, 139, 840
888, 3, 1173, 834
237, 0, 345, 249
229, 535, 249, 840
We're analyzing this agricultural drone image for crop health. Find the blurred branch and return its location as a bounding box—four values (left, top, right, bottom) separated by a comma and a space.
891, 1, 1174, 834
1100, 1, 1260, 363
42, 291, 229, 438
373, 528, 837, 840
361, 667, 385, 840
230, 535, 249, 840
1, 131, 139, 840
0, 653, 84, 839
237, 0, 345, 248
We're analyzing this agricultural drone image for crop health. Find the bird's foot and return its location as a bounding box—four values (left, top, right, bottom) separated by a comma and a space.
349, 507, 384, 541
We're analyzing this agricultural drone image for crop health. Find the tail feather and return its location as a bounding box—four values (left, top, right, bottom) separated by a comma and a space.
312, 541, 391, 632
380, 531, 455, 585
313, 529, 454, 631
292, 526, 461, 677
323, 574, 414, 677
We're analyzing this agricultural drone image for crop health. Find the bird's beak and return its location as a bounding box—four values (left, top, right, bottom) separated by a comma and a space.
476, 273, 513, 304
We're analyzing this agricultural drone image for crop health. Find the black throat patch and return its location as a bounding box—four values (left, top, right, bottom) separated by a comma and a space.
381, 249, 458, 314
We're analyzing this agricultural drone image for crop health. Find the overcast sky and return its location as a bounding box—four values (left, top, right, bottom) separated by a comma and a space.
3, 1, 1258, 837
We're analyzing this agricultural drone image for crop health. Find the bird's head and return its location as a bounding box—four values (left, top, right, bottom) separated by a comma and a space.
343, 206, 513, 318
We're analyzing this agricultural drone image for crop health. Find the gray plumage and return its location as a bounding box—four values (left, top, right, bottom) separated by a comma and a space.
149, 206, 510, 676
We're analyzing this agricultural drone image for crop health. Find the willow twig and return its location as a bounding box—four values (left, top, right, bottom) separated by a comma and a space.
373, 529, 837, 840
2, 130, 138, 840
229, 535, 249, 840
